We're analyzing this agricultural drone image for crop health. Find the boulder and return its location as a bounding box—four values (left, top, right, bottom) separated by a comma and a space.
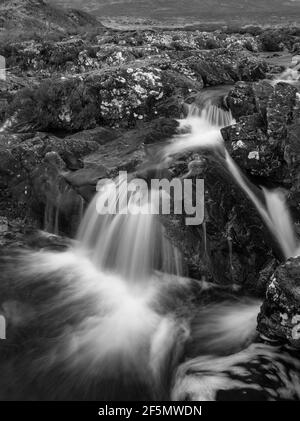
222, 114, 284, 180
258, 257, 300, 347
226, 82, 256, 120
267, 82, 297, 145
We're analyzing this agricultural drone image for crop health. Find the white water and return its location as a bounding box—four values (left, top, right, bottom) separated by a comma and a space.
273, 56, 300, 85
225, 153, 299, 259
188, 299, 261, 356
263, 188, 300, 259
2, 95, 300, 400
77, 173, 183, 282
274, 68, 300, 85
165, 101, 299, 260
172, 342, 300, 401
0, 249, 188, 400
163, 103, 234, 158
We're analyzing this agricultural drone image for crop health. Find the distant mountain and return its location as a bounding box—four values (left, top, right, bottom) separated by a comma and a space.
0, 0, 103, 32
49, 0, 300, 22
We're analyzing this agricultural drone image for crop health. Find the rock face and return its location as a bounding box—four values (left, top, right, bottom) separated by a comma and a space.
258, 257, 300, 347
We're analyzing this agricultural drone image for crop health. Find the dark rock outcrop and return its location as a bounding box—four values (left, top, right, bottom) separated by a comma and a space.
258, 257, 300, 347
224, 80, 298, 183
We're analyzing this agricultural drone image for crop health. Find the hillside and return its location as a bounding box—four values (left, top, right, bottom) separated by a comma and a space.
49, 0, 300, 23
0, 0, 103, 32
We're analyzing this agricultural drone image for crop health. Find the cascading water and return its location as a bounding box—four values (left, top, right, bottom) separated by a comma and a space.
225, 152, 299, 259
276, 68, 300, 84
164, 99, 299, 260
163, 102, 234, 158
2, 87, 300, 401
77, 173, 183, 282
273, 56, 300, 86
263, 187, 299, 258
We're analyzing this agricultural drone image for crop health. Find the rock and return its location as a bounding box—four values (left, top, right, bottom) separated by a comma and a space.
258, 257, 300, 347
267, 82, 297, 145
143, 118, 179, 144
159, 151, 273, 289
222, 114, 284, 180
63, 163, 107, 188
227, 82, 256, 120
0, 131, 100, 233
252, 80, 274, 120
6, 37, 268, 132
256, 259, 279, 295
227, 80, 274, 121
67, 127, 121, 145
224, 79, 299, 183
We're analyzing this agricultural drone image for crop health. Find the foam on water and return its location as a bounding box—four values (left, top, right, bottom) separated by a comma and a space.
163, 103, 234, 158
77, 173, 183, 282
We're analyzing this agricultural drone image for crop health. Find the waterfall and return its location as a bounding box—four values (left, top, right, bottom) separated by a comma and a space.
224, 152, 299, 259
163, 102, 234, 158
263, 188, 299, 259
274, 68, 300, 85
273, 56, 300, 85
165, 100, 299, 260
2, 96, 300, 401
77, 173, 183, 282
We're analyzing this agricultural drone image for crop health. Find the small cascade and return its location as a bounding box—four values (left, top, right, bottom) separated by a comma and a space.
263, 188, 299, 259
43, 186, 67, 235
225, 152, 299, 260
43, 185, 84, 236
202, 103, 234, 127
273, 56, 300, 85
274, 68, 300, 85
163, 102, 234, 158
165, 97, 299, 261
44, 200, 59, 235
77, 173, 183, 282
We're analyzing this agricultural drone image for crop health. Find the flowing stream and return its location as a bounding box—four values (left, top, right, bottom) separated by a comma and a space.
2, 79, 300, 401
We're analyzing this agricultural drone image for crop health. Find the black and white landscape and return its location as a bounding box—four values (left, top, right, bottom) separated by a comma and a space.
0, 0, 300, 403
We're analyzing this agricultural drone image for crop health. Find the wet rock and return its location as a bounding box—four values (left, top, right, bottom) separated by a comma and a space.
252, 80, 274, 120
160, 152, 273, 288
67, 126, 121, 146
267, 82, 297, 145
227, 80, 274, 121
25, 230, 72, 251
0, 217, 38, 248
0, 131, 100, 233
256, 259, 279, 295
222, 114, 284, 180
143, 118, 179, 144
258, 257, 300, 347
63, 163, 107, 188
187, 48, 267, 87
226, 82, 256, 119
224, 79, 299, 183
